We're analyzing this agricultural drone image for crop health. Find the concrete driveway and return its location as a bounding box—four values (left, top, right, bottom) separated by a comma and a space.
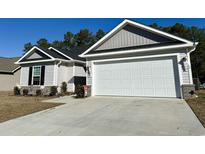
0, 96, 204, 136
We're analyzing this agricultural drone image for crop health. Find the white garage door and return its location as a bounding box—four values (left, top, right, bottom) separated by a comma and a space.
93, 57, 181, 98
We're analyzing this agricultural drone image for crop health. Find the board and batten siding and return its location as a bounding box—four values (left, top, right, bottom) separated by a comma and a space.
86, 61, 92, 85
44, 65, 55, 86
95, 25, 172, 51
20, 64, 55, 86
27, 52, 43, 59
20, 66, 29, 86
57, 63, 74, 92
179, 52, 190, 84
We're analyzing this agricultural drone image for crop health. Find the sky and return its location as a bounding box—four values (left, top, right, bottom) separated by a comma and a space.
0, 18, 205, 58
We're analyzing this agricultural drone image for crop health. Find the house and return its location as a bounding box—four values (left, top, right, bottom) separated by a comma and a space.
0, 57, 21, 91
15, 46, 87, 94
80, 19, 197, 99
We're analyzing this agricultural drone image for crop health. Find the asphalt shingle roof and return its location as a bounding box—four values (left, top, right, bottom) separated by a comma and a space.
51, 46, 89, 61
0, 57, 20, 73
36, 46, 69, 60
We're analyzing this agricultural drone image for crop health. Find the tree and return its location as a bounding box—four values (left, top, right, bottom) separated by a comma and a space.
51, 40, 65, 49
149, 23, 158, 29
37, 38, 50, 49
23, 42, 33, 54
64, 32, 74, 48
74, 29, 93, 46
96, 29, 105, 41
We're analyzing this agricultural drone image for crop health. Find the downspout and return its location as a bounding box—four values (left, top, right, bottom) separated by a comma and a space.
187, 43, 197, 85
54, 60, 62, 86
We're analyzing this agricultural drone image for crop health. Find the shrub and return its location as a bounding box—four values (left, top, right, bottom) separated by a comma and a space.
75, 85, 84, 98
36, 89, 42, 96
22, 89, 29, 96
61, 82, 67, 94
13, 86, 20, 96
50, 86, 58, 96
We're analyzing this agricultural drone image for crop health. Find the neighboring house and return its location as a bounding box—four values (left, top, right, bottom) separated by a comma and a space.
80, 19, 197, 99
0, 57, 21, 91
15, 46, 87, 94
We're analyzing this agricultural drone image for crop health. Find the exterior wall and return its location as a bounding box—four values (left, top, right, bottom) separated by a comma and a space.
86, 61, 92, 85
57, 63, 74, 92
95, 25, 173, 51
20, 66, 29, 86
179, 52, 190, 84
44, 65, 55, 86
74, 64, 86, 77
27, 52, 43, 59
0, 69, 20, 91
86, 49, 193, 98
20, 62, 55, 86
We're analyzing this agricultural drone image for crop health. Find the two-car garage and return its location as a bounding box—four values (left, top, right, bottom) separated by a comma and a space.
93, 56, 181, 98
80, 19, 195, 99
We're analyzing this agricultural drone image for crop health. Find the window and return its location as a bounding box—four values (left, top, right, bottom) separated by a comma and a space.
33, 66, 41, 85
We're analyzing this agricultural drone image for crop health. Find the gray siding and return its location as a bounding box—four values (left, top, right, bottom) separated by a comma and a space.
27, 52, 43, 59
86, 61, 92, 85
179, 52, 190, 84
0, 69, 20, 91
44, 65, 55, 86
57, 63, 74, 92
20, 66, 29, 86
20, 62, 55, 86
95, 25, 173, 51
86, 49, 192, 87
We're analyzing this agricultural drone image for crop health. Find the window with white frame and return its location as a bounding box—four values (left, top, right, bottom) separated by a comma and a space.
33, 66, 41, 85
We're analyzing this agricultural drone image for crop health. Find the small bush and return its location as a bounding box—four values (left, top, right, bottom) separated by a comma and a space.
13, 86, 20, 95
50, 86, 58, 96
61, 82, 67, 94
36, 89, 42, 96
75, 85, 84, 98
22, 89, 29, 96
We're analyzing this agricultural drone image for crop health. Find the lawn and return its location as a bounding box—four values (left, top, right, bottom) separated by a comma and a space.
0, 91, 63, 123
186, 90, 205, 127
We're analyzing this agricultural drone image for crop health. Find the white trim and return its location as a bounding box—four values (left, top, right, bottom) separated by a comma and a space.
12, 66, 21, 73
177, 53, 184, 99
16, 59, 55, 64
92, 53, 179, 63
80, 44, 193, 58
80, 19, 194, 57
15, 46, 55, 64
32, 66, 41, 86
48, 47, 74, 60
73, 63, 75, 92
55, 58, 86, 64
91, 61, 95, 96
15, 58, 85, 65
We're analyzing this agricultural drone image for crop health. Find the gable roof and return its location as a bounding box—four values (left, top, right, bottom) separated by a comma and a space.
51, 46, 89, 61
0, 57, 20, 73
16, 45, 87, 64
79, 19, 196, 58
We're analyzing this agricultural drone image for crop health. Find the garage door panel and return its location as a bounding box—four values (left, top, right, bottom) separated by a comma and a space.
94, 57, 180, 98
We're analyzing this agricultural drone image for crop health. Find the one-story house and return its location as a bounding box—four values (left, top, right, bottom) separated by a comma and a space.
80, 19, 197, 99
0, 57, 21, 91
15, 46, 87, 94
